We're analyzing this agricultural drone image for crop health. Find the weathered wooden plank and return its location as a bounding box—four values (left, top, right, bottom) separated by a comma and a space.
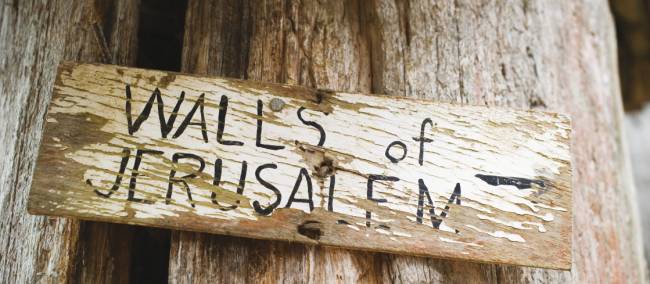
173, 0, 644, 281
169, 2, 321, 282
0, 1, 81, 282
363, 0, 644, 282
29, 62, 571, 269
0, 0, 152, 282
60, 1, 144, 283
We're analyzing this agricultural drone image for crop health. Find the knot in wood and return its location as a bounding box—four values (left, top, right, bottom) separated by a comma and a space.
315, 157, 335, 178
297, 220, 322, 240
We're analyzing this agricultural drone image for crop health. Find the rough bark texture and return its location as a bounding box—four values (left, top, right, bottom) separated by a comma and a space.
0, 0, 142, 282
0, 2, 76, 282
0, 0, 646, 283
168, 0, 647, 283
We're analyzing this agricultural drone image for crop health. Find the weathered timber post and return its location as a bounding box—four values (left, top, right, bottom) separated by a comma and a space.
0, 0, 141, 282
167, 0, 647, 283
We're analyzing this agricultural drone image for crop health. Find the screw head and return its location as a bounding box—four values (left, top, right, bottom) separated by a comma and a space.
270, 98, 285, 112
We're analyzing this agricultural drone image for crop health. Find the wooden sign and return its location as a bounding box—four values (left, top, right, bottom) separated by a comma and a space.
28, 62, 572, 269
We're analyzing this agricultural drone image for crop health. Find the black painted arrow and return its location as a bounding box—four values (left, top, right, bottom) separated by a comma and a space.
475, 174, 545, 190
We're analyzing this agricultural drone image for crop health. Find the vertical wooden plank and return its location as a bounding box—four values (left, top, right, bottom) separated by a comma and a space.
360, 0, 536, 282
0, 0, 154, 282
0, 1, 80, 282
69, 1, 192, 282
169, 1, 296, 282
167, 0, 647, 283
179, 0, 250, 77
169, 1, 385, 283
358, 0, 645, 282
0, 0, 129, 282
60, 1, 143, 283
67, 0, 190, 282
168, 0, 497, 282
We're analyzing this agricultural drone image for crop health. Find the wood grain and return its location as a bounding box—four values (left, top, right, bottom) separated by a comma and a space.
61, 1, 143, 283
1, 1, 82, 282
1, 0, 646, 283
169, 0, 645, 283
28, 62, 572, 269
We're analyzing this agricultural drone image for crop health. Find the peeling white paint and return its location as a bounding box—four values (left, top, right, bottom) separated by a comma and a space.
31, 64, 572, 262
477, 214, 547, 233
439, 237, 482, 247
466, 225, 526, 243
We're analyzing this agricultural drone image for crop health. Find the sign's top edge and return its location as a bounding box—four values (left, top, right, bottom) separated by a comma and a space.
57, 61, 572, 122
